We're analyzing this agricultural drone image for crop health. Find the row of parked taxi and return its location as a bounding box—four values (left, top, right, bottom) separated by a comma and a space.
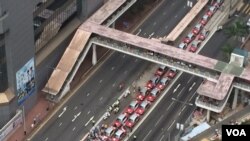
178, 0, 224, 53
101, 65, 178, 141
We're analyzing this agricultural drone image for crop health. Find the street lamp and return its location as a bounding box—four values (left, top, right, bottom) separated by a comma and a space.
171, 97, 193, 106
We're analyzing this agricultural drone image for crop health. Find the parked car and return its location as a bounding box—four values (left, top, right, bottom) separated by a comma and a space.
125, 113, 140, 129
156, 77, 170, 91
189, 40, 201, 52
136, 87, 149, 101
213, 0, 224, 8
125, 100, 140, 115
113, 113, 128, 128
183, 33, 196, 44
200, 14, 209, 26
146, 76, 160, 90
198, 29, 210, 41
105, 126, 116, 137
206, 6, 217, 17
146, 88, 160, 102
155, 65, 168, 76
166, 68, 177, 79
178, 42, 188, 49
135, 100, 150, 115
111, 129, 126, 141
192, 23, 203, 35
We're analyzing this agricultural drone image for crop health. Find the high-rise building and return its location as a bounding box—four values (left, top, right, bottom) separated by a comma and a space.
0, 0, 103, 127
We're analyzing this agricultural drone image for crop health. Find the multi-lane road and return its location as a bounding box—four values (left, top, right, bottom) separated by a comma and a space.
32, 0, 192, 140
32, 0, 231, 140
128, 18, 230, 141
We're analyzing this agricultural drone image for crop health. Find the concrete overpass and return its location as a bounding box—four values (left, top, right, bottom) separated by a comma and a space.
43, 0, 250, 105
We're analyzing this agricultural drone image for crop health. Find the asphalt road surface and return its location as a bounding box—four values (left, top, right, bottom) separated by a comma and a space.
32, 0, 230, 140
129, 22, 230, 141
32, 0, 190, 140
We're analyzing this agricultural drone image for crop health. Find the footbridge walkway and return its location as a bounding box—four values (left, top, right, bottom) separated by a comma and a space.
43, 0, 250, 106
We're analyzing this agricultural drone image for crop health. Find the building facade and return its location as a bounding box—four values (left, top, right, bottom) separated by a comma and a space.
0, 0, 103, 127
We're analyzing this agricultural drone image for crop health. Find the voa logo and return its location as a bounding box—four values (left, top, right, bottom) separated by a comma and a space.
226, 129, 246, 136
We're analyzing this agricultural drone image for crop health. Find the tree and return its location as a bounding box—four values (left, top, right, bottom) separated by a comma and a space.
224, 18, 249, 40
221, 43, 234, 61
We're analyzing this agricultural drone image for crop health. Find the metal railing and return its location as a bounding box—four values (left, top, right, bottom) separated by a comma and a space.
92, 36, 219, 81
35, 0, 77, 52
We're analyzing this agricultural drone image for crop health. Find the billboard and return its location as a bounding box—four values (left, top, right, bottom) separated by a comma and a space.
16, 58, 35, 105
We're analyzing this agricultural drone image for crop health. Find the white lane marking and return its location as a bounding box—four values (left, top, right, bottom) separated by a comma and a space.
181, 106, 186, 112
72, 127, 76, 131
163, 12, 166, 15
135, 59, 138, 62
159, 135, 165, 141
167, 102, 174, 111
142, 130, 152, 141
111, 66, 115, 70
123, 54, 126, 58
148, 32, 155, 38
179, 106, 186, 116
112, 83, 116, 87
58, 106, 67, 118
188, 82, 196, 91
153, 22, 157, 26
84, 116, 94, 126
72, 112, 81, 122
173, 84, 181, 93
99, 97, 103, 101
177, 87, 185, 98
122, 73, 183, 141
174, 15, 178, 18
87, 110, 91, 115
59, 122, 62, 127
165, 25, 168, 29
87, 93, 90, 96
189, 92, 196, 102
184, 5, 186, 8
155, 115, 164, 127
99, 79, 103, 83
187, 76, 194, 83
136, 29, 142, 35
74, 106, 78, 110
44, 137, 48, 141
167, 120, 176, 131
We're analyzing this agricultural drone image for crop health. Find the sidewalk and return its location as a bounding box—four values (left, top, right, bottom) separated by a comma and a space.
7, 94, 52, 141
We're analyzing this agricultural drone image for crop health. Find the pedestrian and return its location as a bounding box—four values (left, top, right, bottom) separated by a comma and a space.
46, 106, 50, 111
133, 135, 137, 140
33, 118, 36, 124
138, 86, 141, 92
91, 120, 96, 126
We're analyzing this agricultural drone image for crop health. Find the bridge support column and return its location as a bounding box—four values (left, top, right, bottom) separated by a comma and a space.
111, 22, 115, 29
206, 110, 210, 122
92, 44, 97, 65
240, 90, 246, 104
232, 88, 239, 109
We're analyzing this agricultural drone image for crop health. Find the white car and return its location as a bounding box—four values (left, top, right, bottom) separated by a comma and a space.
247, 18, 250, 27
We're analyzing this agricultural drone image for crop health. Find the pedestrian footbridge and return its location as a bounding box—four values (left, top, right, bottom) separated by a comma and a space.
43, 0, 250, 105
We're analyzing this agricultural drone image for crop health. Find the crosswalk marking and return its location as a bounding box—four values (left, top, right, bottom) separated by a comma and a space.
242, 4, 249, 13
245, 6, 250, 14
